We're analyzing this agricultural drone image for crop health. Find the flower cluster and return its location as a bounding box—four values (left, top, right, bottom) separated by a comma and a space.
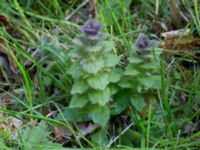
119, 33, 162, 91
134, 33, 158, 54
80, 19, 103, 40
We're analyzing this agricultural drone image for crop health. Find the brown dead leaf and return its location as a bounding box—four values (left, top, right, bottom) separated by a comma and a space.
160, 35, 200, 51
184, 123, 199, 136
0, 15, 9, 26
160, 29, 200, 60
1, 94, 12, 104
89, 0, 98, 19
54, 123, 99, 143
161, 29, 190, 39
0, 94, 12, 118
66, 0, 74, 4
0, 41, 21, 82
9, 118, 23, 130
77, 123, 99, 136
54, 125, 72, 143
0, 116, 23, 140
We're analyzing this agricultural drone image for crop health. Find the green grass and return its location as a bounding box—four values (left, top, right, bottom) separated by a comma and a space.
0, 0, 200, 149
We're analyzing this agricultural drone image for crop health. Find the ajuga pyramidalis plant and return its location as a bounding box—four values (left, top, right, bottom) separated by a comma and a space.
68, 19, 120, 127
119, 34, 162, 113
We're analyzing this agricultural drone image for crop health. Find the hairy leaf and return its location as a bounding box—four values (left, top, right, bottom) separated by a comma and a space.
139, 75, 161, 89
68, 63, 85, 79
71, 80, 89, 94
131, 96, 146, 112
56, 107, 88, 122
82, 59, 104, 74
108, 69, 122, 83
128, 56, 143, 64
124, 64, 140, 76
88, 88, 110, 105
92, 129, 108, 147
91, 105, 110, 127
102, 41, 114, 52
86, 44, 102, 52
104, 53, 120, 67
70, 94, 89, 108
87, 73, 109, 90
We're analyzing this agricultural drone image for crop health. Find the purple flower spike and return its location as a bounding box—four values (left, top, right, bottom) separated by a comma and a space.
80, 19, 103, 40
135, 34, 149, 49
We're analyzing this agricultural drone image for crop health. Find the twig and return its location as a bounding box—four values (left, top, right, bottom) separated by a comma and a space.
105, 122, 133, 149
65, 0, 90, 21
90, 0, 98, 19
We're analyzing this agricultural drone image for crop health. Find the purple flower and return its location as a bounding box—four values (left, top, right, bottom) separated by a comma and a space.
135, 34, 150, 49
80, 19, 103, 40
133, 34, 158, 54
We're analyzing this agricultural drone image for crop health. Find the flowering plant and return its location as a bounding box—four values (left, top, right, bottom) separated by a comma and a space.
118, 34, 162, 113
68, 19, 121, 127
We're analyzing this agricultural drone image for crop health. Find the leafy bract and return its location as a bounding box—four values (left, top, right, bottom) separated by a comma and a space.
70, 94, 89, 108
56, 107, 88, 122
131, 96, 146, 112
102, 41, 114, 52
71, 80, 89, 94
124, 64, 140, 76
108, 69, 122, 83
82, 59, 104, 74
87, 73, 109, 90
104, 53, 120, 67
68, 63, 85, 79
91, 105, 110, 127
139, 75, 161, 89
88, 88, 110, 105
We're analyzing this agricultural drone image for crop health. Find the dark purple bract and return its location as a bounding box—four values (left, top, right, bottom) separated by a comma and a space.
135, 34, 149, 49
80, 19, 103, 40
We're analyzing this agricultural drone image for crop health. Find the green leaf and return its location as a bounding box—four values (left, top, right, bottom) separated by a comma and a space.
72, 37, 83, 46
102, 41, 114, 52
18, 122, 61, 149
91, 105, 110, 127
131, 96, 146, 112
68, 63, 84, 79
139, 75, 161, 89
124, 64, 140, 76
71, 80, 89, 94
118, 78, 133, 88
70, 94, 89, 108
68, 49, 81, 59
56, 107, 87, 122
109, 69, 122, 83
86, 44, 102, 52
121, 130, 142, 146
92, 129, 108, 147
43, 76, 52, 86
111, 89, 131, 115
153, 47, 163, 55
109, 84, 120, 95
140, 62, 158, 70
87, 73, 109, 90
88, 88, 110, 105
104, 53, 120, 67
128, 56, 142, 64
83, 59, 104, 74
